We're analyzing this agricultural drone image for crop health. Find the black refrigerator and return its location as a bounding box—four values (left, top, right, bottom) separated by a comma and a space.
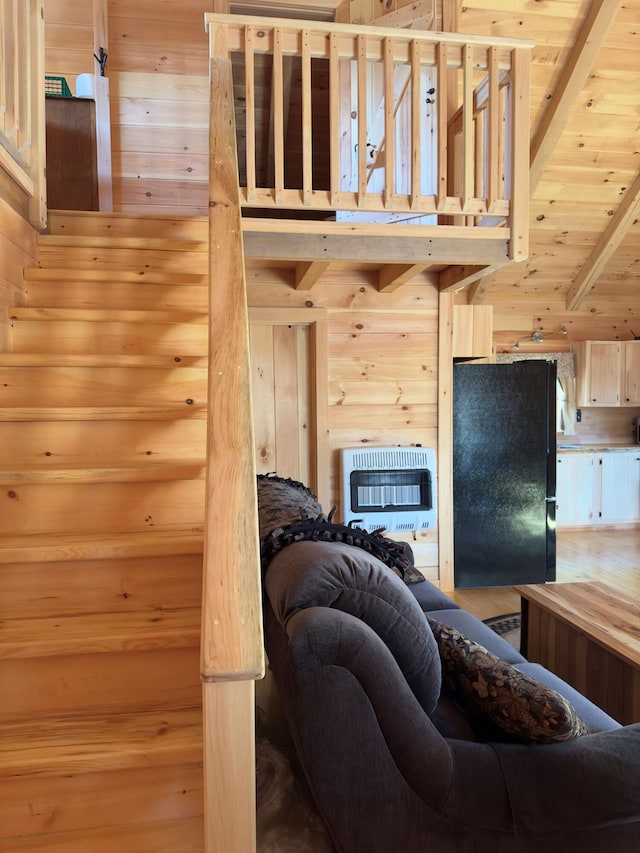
453, 360, 557, 588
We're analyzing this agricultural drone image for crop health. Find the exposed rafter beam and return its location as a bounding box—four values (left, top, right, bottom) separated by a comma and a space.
378, 262, 434, 292
439, 264, 501, 293
372, 0, 435, 30
566, 172, 640, 310
294, 261, 330, 290
529, 0, 622, 194
468, 274, 495, 305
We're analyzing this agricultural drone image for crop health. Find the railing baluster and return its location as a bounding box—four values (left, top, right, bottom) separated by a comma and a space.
410, 39, 421, 209
462, 43, 474, 217
383, 37, 394, 209
273, 27, 284, 204
436, 41, 448, 213
329, 32, 340, 207
245, 26, 256, 203
301, 28, 312, 205
487, 46, 500, 212
357, 33, 368, 207
206, 14, 532, 238
508, 46, 530, 261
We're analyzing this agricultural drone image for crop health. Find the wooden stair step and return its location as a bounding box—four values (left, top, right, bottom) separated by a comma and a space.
0, 706, 202, 778
0, 460, 206, 484
35, 245, 208, 274
0, 419, 206, 468
10, 306, 208, 324
0, 353, 207, 368
11, 319, 209, 356
1, 815, 204, 852
38, 234, 207, 252
0, 364, 207, 408
0, 529, 204, 564
0, 553, 203, 621
24, 280, 209, 312
48, 208, 208, 240
0, 404, 207, 421
25, 266, 208, 285
0, 608, 201, 661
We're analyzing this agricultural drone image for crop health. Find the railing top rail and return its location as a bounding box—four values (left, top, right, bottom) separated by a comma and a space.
204, 12, 534, 52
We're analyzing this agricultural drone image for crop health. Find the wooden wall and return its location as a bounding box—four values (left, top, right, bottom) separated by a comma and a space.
44, 0, 95, 91
0, 194, 38, 351
247, 266, 441, 581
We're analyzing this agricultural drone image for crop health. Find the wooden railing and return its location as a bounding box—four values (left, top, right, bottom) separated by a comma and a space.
0, 0, 46, 228
205, 12, 532, 258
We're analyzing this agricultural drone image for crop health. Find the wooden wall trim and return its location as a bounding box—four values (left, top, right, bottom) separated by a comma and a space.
437, 291, 454, 591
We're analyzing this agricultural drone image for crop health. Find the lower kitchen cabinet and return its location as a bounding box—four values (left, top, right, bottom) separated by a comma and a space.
556, 451, 640, 527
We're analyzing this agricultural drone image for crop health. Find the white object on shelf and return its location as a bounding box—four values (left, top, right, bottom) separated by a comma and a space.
75, 73, 95, 98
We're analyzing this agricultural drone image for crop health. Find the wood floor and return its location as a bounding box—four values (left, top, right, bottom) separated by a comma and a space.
450, 528, 640, 621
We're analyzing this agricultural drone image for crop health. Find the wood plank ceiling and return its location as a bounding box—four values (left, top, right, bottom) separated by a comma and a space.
456, 0, 640, 331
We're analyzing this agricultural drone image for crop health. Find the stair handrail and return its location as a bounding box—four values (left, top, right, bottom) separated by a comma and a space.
201, 17, 264, 853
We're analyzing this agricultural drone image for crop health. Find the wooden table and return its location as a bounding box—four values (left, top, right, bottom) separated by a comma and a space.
514, 581, 640, 726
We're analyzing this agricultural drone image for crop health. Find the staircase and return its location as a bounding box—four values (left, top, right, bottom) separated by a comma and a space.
0, 211, 212, 851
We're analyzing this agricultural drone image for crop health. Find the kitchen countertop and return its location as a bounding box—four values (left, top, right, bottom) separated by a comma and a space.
556, 445, 639, 453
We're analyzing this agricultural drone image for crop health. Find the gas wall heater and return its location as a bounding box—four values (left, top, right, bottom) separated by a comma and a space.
340, 447, 437, 533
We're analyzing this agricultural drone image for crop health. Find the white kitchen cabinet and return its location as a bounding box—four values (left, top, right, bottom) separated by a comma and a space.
556, 453, 599, 526
600, 451, 640, 523
556, 450, 640, 527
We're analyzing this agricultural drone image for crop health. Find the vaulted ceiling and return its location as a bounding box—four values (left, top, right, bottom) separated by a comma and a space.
455, 0, 639, 326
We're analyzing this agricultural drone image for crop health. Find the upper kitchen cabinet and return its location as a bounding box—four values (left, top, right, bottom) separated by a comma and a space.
623, 341, 640, 406
574, 341, 621, 406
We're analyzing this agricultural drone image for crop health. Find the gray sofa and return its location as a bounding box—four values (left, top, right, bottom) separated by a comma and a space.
262, 538, 640, 853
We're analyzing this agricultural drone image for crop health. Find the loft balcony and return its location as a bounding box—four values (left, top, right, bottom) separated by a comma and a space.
206, 13, 533, 290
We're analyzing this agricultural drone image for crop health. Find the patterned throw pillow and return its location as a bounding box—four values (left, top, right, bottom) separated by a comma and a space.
427, 618, 590, 744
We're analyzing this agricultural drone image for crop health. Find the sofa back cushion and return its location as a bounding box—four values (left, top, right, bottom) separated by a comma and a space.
264, 539, 442, 715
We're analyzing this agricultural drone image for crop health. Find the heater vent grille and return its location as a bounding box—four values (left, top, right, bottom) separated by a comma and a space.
340, 447, 437, 532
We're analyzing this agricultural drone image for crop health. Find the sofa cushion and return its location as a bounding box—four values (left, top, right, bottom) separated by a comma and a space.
428, 618, 590, 743
264, 540, 442, 714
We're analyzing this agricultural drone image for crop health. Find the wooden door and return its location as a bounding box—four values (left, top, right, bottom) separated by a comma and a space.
250, 322, 311, 484
248, 310, 328, 503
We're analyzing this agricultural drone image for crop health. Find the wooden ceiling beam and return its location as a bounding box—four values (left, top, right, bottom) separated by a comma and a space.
467, 274, 495, 305
439, 264, 501, 294
294, 260, 331, 290
378, 262, 434, 292
566, 172, 640, 310
529, 0, 622, 194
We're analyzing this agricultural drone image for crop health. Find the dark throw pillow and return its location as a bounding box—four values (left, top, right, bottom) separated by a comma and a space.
427, 618, 590, 744
257, 473, 426, 585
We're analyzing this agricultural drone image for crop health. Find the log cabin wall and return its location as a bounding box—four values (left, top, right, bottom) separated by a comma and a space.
246, 267, 441, 581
